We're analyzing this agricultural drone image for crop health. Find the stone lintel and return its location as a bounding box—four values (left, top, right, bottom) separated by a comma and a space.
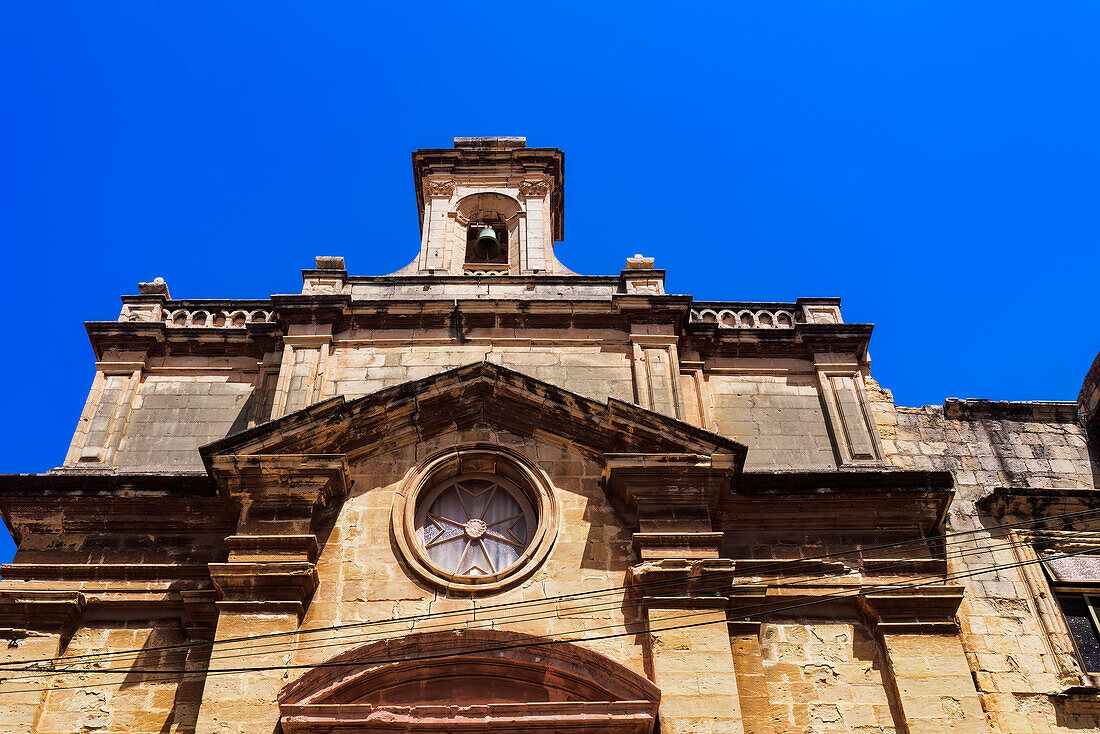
208, 562, 318, 607
225, 534, 319, 563
630, 559, 736, 604
858, 586, 965, 630
0, 591, 85, 633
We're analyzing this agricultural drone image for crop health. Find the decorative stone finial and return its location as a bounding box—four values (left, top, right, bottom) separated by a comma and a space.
138, 277, 170, 298
625, 254, 655, 270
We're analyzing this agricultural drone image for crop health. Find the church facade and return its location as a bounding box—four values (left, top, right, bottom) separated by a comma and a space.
1, 136, 1099, 734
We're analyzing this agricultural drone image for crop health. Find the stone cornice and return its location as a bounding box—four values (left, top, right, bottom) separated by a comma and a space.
0, 591, 85, 633
93, 284, 879, 363
979, 486, 1100, 520
208, 454, 349, 509
685, 321, 874, 360
0, 472, 217, 497
720, 471, 953, 537
735, 468, 954, 495
0, 492, 234, 545
944, 397, 1080, 422
85, 320, 279, 360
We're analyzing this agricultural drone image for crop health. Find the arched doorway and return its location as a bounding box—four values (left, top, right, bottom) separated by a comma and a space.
278, 628, 660, 733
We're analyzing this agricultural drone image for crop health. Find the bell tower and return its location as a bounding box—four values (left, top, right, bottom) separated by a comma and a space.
392, 137, 572, 275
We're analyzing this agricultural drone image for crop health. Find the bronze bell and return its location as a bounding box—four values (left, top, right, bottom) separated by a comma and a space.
473, 226, 501, 259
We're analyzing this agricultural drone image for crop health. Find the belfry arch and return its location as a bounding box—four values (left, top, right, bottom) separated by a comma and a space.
277, 628, 660, 733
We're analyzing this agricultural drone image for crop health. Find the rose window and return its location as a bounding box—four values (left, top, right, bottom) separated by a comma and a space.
415, 474, 535, 578
393, 446, 559, 593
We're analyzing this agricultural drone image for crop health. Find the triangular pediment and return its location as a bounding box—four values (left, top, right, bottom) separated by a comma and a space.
201, 361, 746, 465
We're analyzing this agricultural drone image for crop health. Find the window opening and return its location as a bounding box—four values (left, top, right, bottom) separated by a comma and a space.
415, 473, 535, 578
465, 221, 508, 265
1056, 593, 1100, 673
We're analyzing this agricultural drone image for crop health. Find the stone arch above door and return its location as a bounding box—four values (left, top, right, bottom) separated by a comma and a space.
277, 628, 660, 733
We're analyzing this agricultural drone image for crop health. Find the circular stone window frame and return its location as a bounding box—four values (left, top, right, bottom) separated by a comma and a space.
392, 444, 560, 594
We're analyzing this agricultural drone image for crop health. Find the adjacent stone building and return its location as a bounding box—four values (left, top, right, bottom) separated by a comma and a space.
1, 136, 1099, 733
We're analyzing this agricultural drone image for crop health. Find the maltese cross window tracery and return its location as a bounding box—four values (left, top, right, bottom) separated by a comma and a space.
416, 475, 534, 578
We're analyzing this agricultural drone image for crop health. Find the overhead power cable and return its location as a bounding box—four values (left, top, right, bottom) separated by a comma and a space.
1, 539, 1095, 694
0, 505, 1095, 673
0, 527, 1040, 683
0, 504, 1077, 670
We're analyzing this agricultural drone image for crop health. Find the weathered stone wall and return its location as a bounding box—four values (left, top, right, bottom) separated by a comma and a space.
867, 376, 1100, 733
114, 376, 254, 471
31, 621, 204, 734
331, 339, 635, 405
733, 622, 899, 733
705, 371, 836, 471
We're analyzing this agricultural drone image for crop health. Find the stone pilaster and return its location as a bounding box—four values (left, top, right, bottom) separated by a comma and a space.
814, 352, 884, 466
196, 454, 349, 733
610, 454, 743, 733
270, 326, 334, 418
0, 631, 62, 734
648, 605, 744, 734
629, 328, 684, 419
633, 562, 743, 734
64, 353, 145, 466
861, 589, 990, 734
193, 612, 299, 734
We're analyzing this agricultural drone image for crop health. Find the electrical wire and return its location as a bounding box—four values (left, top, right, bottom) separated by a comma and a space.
1, 505, 1094, 674
2, 504, 1093, 671
0, 527, 1039, 683
1, 538, 1094, 694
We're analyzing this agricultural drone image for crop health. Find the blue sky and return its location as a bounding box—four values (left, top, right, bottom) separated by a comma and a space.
1, 3, 1098, 561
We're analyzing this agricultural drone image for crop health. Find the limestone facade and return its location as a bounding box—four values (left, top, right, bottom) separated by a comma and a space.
2, 137, 1099, 733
